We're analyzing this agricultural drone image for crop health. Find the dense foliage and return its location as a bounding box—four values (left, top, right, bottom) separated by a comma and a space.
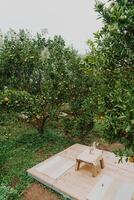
0, 30, 83, 134
85, 0, 134, 156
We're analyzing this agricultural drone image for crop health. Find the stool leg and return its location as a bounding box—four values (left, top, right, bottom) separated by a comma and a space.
100, 158, 104, 169
92, 165, 97, 177
75, 160, 78, 171
75, 160, 81, 171
77, 160, 81, 170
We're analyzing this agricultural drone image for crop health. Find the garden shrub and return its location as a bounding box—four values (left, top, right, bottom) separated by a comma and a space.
85, 0, 134, 155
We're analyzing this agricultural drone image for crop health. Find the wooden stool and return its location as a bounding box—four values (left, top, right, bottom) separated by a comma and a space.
75, 150, 104, 177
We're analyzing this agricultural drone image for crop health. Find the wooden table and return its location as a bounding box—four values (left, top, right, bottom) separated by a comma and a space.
75, 149, 104, 177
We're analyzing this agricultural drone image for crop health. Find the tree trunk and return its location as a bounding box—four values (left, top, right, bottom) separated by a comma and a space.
37, 122, 45, 134
32, 115, 49, 134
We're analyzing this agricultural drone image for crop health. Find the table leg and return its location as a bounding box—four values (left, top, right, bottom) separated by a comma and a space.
92, 165, 97, 177
100, 158, 104, 169
75, 160, 81, 171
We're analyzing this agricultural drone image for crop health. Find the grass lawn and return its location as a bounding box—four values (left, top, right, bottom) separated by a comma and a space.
0, 117, 75, 200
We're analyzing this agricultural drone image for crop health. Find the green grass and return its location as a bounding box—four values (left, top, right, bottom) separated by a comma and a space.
0, 119, 74, 199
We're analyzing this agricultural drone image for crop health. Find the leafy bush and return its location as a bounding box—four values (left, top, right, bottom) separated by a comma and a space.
85, 0, 134, 154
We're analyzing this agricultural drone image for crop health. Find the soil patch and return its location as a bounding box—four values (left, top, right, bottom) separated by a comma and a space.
98, 142, 124, 152
10, 176, 20, 188
36, 149, 45, 158
22, 183, 59, 200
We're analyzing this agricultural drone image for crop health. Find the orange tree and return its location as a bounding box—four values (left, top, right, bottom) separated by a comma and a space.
85, 0, 134, 156
0, 30, 82, 134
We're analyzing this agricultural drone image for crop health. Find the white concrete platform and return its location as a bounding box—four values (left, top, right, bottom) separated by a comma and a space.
27, 144, 134, 200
